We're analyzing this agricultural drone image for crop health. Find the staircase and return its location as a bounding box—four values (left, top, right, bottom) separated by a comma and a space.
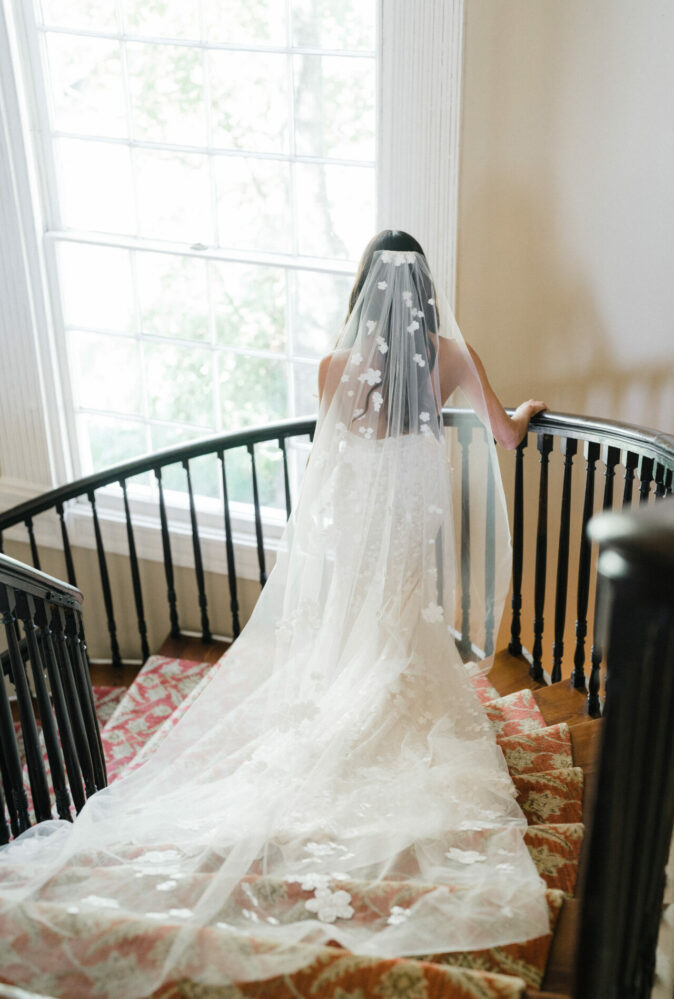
1, 412, 673, 997
19, 642, 594, 999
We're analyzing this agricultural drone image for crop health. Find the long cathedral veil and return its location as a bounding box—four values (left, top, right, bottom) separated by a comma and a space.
0, 251, 549, 998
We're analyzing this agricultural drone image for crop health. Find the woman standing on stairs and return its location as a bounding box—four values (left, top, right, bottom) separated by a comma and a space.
0, 231, 549, 998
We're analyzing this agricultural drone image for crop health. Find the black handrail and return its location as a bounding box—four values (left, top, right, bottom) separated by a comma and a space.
0, 417, 318, 526
575, 498, 674, 999
0, 553, 82, 609
0, 410, 672, 697
0, 553, 106, 842
1, 410, 671, 529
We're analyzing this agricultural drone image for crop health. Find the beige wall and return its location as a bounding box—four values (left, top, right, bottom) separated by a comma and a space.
457, 0, 674, 432
458, 1, 674, 674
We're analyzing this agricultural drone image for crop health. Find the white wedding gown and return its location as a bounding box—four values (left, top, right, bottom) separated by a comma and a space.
0, 252, 550, 998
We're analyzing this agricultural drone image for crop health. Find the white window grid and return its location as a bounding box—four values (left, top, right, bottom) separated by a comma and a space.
20, 0, 376, 524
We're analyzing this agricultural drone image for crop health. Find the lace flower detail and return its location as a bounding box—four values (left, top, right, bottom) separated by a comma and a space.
421, 603, 444, 623
420, 412, 430, 422
372, 391, 383, 412
445, 847, 486, 864
387, 905, 411, 925
381, 250, 416, 265
358, 368, 382, 386
402, 291, 413, 306
377, 281, 387, 290
407, 320, 420, 335
341, 373, 350, 383
350, 351, 363, 365
428, 297, 435, 306
359, 427, 374, 439
412, 353, 426, 367
365, 319, 376, 334
286, 872, 331, 891
81, 895, 119, 909
306, 841, 340, 857
375, 335, 388, 354
305, 888, 354, 923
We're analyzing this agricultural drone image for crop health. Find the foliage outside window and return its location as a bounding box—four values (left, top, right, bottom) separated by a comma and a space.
31, 0, 375, 511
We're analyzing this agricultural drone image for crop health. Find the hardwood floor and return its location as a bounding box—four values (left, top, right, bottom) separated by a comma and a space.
157, 633, 232, 664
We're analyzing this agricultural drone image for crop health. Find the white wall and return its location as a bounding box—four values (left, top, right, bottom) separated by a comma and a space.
457, 0, 674, 433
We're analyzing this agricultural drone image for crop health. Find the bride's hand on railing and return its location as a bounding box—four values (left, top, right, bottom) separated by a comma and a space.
509, 399, 548, 449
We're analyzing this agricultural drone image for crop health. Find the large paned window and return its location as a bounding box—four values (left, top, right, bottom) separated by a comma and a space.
28, 0, 375, 509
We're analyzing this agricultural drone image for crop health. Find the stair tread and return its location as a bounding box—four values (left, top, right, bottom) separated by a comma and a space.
532, 683, 590, 728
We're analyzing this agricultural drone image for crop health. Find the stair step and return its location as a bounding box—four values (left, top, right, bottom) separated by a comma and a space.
422, 890, 565, 990
101, 655, 213, 782
487, 649, 545, 697
532, 683, 591, 728
498, 724, 573, 776
524, 824, 584, 896
513, 769, 584, 825
487, 689, 547, 738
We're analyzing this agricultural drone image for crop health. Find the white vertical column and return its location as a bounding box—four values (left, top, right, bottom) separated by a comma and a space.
0, 0, 69, 504
377, 0, 465, 305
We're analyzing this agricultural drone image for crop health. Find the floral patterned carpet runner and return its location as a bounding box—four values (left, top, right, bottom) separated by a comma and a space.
6, 657, 587, 998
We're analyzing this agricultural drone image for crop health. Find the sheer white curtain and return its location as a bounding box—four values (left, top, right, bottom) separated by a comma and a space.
376, 0, 465, 301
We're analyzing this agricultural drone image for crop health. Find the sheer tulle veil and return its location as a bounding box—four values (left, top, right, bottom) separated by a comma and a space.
0, 249, 549, 998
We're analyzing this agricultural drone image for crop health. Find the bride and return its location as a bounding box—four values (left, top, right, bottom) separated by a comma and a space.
0, 230, 549, 998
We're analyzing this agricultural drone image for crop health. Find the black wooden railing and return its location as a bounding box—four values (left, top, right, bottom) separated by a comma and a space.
0, 410, 672, 714
574, 498, 674, 999
0, 554, 106, 843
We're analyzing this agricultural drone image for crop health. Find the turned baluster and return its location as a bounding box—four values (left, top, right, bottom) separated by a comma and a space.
587, 445, 620, 715
484, 430, 496, 658
87, 489, 121, 668
531, 434, 553, 683
551, 438, 577, 683
278, 437, 293, 520
56, 502, 78, 587
638, 455, 654, 505
248, 444, 267, 588
154, 467, 180, 638
183, 460, 212, 643
25, 516, 40, 570
120, 479, 150, 662
218, 449, 241, 638
508, 437, 528, 657
622, 451, 638, 508
573, 441, 600, 689
654, 463, 666, 501
457, 421, 472, 656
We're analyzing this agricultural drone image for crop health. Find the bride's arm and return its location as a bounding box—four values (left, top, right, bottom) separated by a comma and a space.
318, 351, 348, 407
439, 338, 547, 450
